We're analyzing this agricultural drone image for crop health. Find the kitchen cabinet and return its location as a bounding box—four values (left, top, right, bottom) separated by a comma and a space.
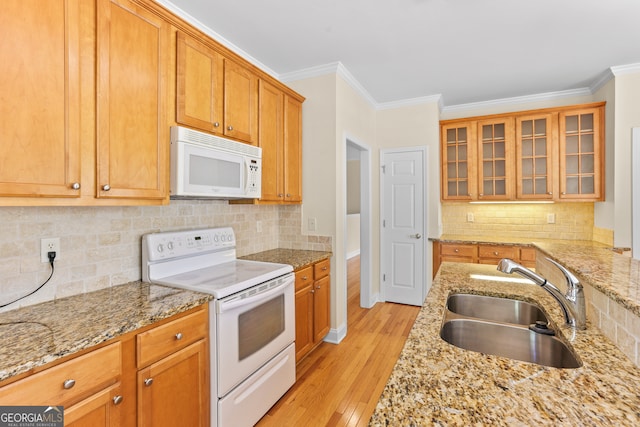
441, 121, 477, 201
477, 117, 515, 200
295, 258, 331, 362
433, 241, 536, 277
440, 102, 605, 202
223, 59, 259, 144
0, 304, 209, 426
515, 113, 555, 199
176, 31, 224, 135
0, 342, 123, 426
559, 106, 604, 200
283, 95, 304, 203
136, 309, 209, 427
0, 0, 82, 199
0, 0, 170, 205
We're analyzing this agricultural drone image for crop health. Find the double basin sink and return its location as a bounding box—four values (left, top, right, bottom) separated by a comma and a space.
440, 293, 582, 368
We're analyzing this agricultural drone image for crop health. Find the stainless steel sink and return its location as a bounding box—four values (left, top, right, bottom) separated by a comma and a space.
440, 293, 581, 368
446, 293, 548, 325
440, 318, 581, 368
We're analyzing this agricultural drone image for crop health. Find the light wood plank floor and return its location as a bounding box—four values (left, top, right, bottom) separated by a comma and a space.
257, 256, 421, 427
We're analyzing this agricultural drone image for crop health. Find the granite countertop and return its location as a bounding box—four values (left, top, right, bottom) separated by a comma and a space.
433, 234, 640, 317
0, 282, 211, 383
240, 248, 332, 270
370, 262, 640, 425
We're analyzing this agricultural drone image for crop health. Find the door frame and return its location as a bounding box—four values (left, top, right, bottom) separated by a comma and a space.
379, 146, 428, 304
344, 136, 374, 308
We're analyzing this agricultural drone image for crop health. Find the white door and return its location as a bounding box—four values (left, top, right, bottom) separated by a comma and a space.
381, 147, 426, 306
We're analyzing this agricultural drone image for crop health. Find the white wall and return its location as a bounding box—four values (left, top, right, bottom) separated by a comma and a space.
346, 214, 360, 258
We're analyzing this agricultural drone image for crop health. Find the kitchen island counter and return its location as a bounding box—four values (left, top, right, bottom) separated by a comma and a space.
370, 262, 640, 426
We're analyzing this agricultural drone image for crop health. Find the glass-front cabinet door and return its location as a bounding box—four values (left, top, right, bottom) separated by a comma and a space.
559, 106, 603, 200
477, 118, 515, 200
441, 122, 477, 201
515, 114, 554, 200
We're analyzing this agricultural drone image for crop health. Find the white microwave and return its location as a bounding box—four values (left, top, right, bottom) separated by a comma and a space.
170, 126, 262, 199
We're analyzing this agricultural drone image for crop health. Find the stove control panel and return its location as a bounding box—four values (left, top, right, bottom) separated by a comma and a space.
143, 227, 236, 261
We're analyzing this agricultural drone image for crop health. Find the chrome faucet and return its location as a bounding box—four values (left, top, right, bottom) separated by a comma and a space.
497, 258, 586, 330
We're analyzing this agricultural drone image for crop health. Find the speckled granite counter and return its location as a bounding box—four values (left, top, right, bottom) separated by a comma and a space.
370, 263, 640, 426
0, 282, 211, 383
240, 248, 332, 270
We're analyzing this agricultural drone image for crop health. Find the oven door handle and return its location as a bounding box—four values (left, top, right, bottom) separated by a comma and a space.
217, 275, 293, 313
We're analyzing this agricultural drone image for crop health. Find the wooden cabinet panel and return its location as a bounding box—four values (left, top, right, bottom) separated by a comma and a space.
96, 0, 169, 201
224, 59, 259, 144
441, 122, 477, 201
295, 259, 331, 362
0, 342, 121, 407
258, 80, 284, 201
136, 309, 208, 368
559, 106, 604, 200
434, 241, 536, 275
516, 113, 556, 200
283, 95, 303, 203
478, 245, 518, 261
176, 31, 224, 133
477, 117, 515, 200
137, 340, 209, 427
440, 243, 477, 258
0, 0, 81, 198
65, 383, 123, 427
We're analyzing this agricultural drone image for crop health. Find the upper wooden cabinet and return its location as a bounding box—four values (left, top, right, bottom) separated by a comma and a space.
0, 0, 82, 199
283, 95, 303, 203
176, 32, 224, 134
96, 0, 170, 200
176, 32, 259, 145
440, 102, 605, 202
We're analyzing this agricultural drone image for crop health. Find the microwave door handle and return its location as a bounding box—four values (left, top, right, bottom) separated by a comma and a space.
217, 276, 293, 313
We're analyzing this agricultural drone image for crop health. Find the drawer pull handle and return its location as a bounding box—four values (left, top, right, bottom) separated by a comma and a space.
175, 332, 183, 340
322, 266, 327, 271
113, 395, 123, 405
144, 378, 153, 387
302, 276, 308, 280
63, 379, 76, 389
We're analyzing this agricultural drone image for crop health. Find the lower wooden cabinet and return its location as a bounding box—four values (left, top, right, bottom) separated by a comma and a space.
0, 305, 209, 427
295, 258, 331, 362
433, 241, 536, 277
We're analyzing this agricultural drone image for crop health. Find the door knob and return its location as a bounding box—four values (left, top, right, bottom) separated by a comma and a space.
411, 233, 422, 239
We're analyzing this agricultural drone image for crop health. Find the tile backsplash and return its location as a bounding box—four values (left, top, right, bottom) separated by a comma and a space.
0, 201, 331, 313
441, 202, 596, 241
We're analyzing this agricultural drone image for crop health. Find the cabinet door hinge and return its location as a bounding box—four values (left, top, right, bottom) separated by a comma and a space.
383, 273, 386, 282
383, 219, 386, 227
381, 165, 386, 174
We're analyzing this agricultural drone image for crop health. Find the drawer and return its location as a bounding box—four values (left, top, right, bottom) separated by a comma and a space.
313, 259, 330, 280
440, 243, 476, 258
519, 247, 537, 262
478, 245, 518, 259
295, 266, 314, 291
137, 308, 208, 368
0, 342, 121, 407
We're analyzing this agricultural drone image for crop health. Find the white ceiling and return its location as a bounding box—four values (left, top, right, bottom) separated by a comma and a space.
164, 0, 640, 108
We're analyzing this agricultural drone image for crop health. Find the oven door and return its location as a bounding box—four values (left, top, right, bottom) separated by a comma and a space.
216, 273, 295, 397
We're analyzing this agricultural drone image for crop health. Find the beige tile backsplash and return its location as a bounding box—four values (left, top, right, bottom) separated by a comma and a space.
441, 202, 596, 241
0, 201, 331, 312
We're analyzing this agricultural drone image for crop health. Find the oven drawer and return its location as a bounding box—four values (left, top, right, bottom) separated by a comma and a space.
137, 308, 208, 368
295, 266, 314, 291
313, 259, 330, 280
0, 342, 121, 407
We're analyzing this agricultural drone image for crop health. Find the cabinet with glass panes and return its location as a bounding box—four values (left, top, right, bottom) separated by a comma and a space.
439, 102, 604, 202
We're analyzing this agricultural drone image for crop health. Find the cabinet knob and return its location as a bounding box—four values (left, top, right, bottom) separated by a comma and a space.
278, 193, 284, 197
454, 249, 459, 253
479, 193, 484, 197
286, 193, 291, 197
562, 192, 566, 195
63, 379, 76, 389
322, 266, 327, 271
227, 125, 233, 131
102, 184, 111, 191
548, 192, 553, 195
175, 332, 183, 340
71, 182, 80, 190
493, 251, 499, 256
316, 285, 321, 290
113, 395, 123, 405
302, 276, 308, 280
144, 378, 153, 387
310, 289, 315, 294
213, 122, 220, 128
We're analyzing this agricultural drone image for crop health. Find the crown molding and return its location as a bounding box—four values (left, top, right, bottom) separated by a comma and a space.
610, 62, 640, 76
155, 0, 278, 77
376, 94, 443, 111
441, 87, 593, 116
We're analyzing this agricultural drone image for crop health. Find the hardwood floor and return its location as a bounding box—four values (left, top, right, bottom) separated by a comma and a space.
257, 256, 421, 426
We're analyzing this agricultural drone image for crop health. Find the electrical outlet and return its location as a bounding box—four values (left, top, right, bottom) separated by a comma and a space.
308, 217, 317, 232
41, 237, 60, 262
467, 213, 474, 223
547, 213, 556, 224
